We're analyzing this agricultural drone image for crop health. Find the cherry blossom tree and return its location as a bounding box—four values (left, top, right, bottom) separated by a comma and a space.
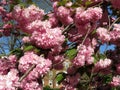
0, 0, 120, 90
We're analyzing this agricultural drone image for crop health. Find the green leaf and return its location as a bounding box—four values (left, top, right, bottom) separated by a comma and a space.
23, 45, 40, 53
9, 48, 23, 58
93, 54, 99, 64
91, 29, 96, 35
24, 45, 34, 52
56, 73, 66, 84
34, 48, 40, 53
9, 4, 13, 12
93, 53, 107, 64
26, 0, 33, 4
98, 54, 106, 59
103, 74, 112, 84
58, 0, 68, 6
71, 3, 80, 8
85, 1, 92, 6
65, 48, 77, 60
112, 87, 117, 90
76, 0, 82, 4
19, 3, 26, 8
14, 0, 21, 4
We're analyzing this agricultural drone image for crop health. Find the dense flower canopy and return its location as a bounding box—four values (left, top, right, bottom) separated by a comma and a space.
0, 0, 120, 90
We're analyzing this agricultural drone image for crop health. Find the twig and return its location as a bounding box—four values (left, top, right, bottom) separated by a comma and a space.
78, 27, 91, 50
62, 23, 75, 35
104, 17, 120, 54
18, 64, 36, 82
108, 17, 120, 31
15, 64, 36, 90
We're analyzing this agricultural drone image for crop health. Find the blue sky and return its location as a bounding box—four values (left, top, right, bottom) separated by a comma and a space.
100, 43, 116, 53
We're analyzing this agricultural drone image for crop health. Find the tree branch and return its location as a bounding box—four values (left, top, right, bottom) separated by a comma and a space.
18, 64, 36, 82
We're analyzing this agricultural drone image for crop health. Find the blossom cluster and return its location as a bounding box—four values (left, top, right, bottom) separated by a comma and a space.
0, 55, 18, 90
13, 5, 65, 50
0, 55, 17, 75
75, 7, 102, 36
19, 52, 51, 76
73, 44, 94, 67
97, 24, 120, 46
0, 69, 19, 90
93, 58, 112, 72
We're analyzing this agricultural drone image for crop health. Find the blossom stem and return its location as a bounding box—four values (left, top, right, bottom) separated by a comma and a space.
18, 64, 36, 82
108, 17, 120, 31
78, 27, 91, 50
62, 23, 75, 35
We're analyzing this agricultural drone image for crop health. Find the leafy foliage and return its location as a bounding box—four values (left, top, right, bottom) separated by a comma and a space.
56, 72, 66, 84
65, 48, 77, 60
9, 48, 23, 58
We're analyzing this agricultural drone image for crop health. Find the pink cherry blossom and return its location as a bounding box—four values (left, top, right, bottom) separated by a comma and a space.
30, 27, 65, 49
110, 24, 120, 46
75, 7, 102, 25
0, 6, 5, 15
87, 7, 102, 22
0, 69, 19, 90
96, 27, 110, 43
111, 76, 120, 87
94, 58, 111, 72
54, 6, 73, 25
19, 52, 51, 80
48, 13, 59, 27
13, 5, 44, 34
73, 45, 94, 67
20, 80, 43, 90
22, 36, 30, 43
25, 20, 51, 34
0, 55, 17, 75
13, 5, 44, 23
75, 7, 102, 36
110, 24, 120, 41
